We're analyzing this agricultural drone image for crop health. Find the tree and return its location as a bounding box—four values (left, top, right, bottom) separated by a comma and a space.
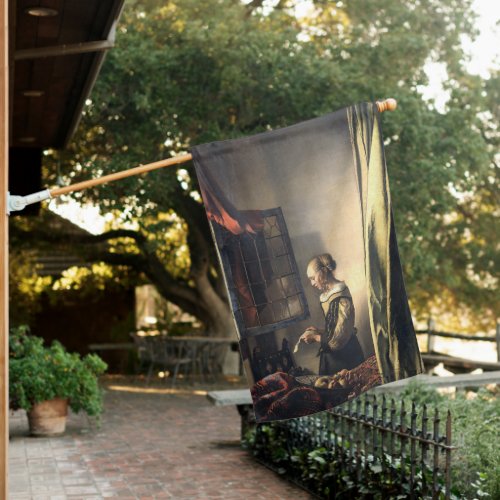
36, 0, 497, 334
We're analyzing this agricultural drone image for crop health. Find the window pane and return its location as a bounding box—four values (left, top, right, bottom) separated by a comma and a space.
266, 279, 283, 302
264, 216, 281, 237
260, 259, 273, 280
236, 285, 253, 308
281, 276, 297, 296
288, 295, 304, 317
251, 285, 268, 307
255, 234, 269, 259
246, 261, 263, 284
272, 255, 291, 276
272, 300, 290, 322
268, 236, 286, 257
258, 305, 274, 325
240, 236, 258, 261
240, 306, 259, 328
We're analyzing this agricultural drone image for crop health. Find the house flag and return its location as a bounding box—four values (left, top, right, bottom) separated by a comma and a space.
191, 102, 424, 422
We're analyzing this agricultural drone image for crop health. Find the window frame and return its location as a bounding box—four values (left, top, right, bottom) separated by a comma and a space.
213, 207, 309, 339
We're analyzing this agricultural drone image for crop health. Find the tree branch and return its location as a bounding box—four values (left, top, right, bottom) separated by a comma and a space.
92, 229, 147, 245
89, 251, 147, 269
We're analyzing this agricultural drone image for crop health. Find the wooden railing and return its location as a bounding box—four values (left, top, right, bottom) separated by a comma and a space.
416, 320, 500, 365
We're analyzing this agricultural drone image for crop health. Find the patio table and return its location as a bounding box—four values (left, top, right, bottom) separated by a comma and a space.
166, 336, 239, 379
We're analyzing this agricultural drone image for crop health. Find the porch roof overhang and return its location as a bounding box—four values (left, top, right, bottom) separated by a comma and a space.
10, 0, 125, 150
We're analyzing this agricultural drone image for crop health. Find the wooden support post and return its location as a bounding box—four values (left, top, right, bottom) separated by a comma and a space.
427, 317, 436, 354
0, 0, 9, 497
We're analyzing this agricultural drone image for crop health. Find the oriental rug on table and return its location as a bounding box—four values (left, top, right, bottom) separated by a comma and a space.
191, 102, 424, 422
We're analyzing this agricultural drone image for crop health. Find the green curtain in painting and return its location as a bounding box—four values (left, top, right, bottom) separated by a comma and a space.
347, 104, 424, 383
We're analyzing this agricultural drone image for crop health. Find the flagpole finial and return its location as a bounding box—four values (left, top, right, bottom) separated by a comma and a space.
376, 98, 397, 113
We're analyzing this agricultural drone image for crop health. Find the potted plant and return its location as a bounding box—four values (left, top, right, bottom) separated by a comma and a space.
9, 326, 107, 436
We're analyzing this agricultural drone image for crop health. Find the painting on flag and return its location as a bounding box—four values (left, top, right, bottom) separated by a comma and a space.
192, 102, 423, 422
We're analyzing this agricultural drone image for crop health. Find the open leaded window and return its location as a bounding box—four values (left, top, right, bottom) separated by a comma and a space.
215, 207, 309, 338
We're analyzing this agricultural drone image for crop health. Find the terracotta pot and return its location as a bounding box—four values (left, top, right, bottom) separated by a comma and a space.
27, 397, 68, 436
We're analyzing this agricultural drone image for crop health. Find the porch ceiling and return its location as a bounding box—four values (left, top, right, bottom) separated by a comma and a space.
10, 0, 125, 150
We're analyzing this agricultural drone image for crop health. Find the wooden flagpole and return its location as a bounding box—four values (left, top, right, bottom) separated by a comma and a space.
49, 99, 397, 199
50, 153, 193, 197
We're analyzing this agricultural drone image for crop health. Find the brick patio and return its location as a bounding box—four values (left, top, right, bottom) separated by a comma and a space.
9, 377, 312, 499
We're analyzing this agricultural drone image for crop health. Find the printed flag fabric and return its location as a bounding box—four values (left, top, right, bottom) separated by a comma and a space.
191, 102, 424, 422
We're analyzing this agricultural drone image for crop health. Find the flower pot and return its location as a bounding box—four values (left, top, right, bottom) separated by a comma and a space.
27, 398, 68, 436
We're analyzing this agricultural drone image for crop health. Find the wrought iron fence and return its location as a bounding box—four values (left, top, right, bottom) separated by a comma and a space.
253, 393, 453, 499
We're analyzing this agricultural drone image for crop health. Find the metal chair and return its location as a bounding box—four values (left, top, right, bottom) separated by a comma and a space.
161, 337, 193, 386
201, 342, 228, 380
131, 333, 192, 386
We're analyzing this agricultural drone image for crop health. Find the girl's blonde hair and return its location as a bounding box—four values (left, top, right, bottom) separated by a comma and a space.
307, 253, 336, 288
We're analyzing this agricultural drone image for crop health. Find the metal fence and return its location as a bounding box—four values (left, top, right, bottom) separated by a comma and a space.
254, 394, 453, 499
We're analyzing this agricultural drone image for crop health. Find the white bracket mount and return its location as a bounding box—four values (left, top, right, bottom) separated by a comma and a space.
7, 189, 52, 215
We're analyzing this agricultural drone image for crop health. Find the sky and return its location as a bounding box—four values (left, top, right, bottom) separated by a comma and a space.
422, 0, 500, 109
463, 0, 500, 77
50, 0, 500, 234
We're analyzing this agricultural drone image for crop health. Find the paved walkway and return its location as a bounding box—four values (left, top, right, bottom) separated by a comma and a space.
9, 378, 312, 499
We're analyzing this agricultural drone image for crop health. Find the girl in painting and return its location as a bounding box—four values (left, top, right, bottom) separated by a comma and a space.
299, 253, 364, 375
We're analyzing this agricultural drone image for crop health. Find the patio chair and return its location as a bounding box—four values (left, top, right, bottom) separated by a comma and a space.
201, 342, 228, 380
130, 333, 192, 386
161, 337, 193, 386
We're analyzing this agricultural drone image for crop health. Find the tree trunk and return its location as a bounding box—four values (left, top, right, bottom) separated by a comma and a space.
193, 272, 236, 338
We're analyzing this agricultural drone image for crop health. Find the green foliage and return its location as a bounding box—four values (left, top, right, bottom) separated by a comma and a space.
9, 326, 108, 417
437, 390, 499, 499
400, 379, 447, 406
44, 0, 498, 329
401, 383, 500, 498
9, 211, 139, 328
8, 249, 52, 326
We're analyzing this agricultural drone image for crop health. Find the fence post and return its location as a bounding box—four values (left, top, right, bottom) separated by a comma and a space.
421, 404, 429, 497
427, 317, 436, 353
432, 408, 440, 500
400, 401, 407, 486
409, 401, 417, 500
372, 395, 378, 463
389, 399, 396, 481
380, 396, 387, 474
445, 410, 452, 500
496, 322, 500, 362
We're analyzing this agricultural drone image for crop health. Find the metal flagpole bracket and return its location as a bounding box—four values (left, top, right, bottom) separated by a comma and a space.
7, 189, 52, 215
